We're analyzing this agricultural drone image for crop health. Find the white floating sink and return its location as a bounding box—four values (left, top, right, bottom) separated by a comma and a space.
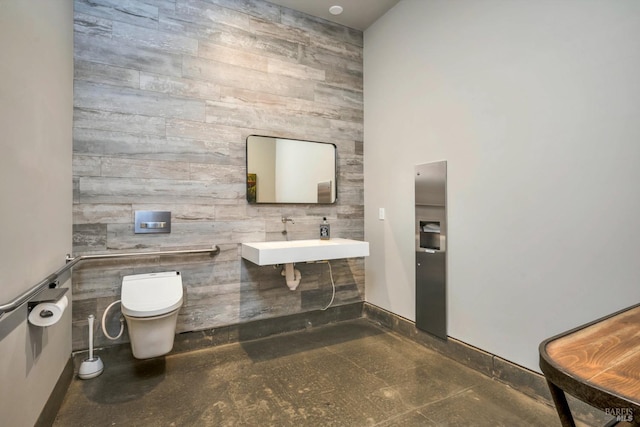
241, 238, 369, 266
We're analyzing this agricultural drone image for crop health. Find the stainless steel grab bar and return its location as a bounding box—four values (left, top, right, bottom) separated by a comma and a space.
0, 245, 220, 320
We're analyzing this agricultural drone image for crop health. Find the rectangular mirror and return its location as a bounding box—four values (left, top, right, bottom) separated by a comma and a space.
246, 135, 337, 204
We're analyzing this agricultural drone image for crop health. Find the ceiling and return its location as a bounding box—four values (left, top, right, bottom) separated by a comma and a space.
266, 0, 401, 31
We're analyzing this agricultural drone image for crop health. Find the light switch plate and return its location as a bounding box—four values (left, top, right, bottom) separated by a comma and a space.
379, 208, 385, 220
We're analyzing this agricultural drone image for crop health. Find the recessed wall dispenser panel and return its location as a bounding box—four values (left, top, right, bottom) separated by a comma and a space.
415, 161, 447, 340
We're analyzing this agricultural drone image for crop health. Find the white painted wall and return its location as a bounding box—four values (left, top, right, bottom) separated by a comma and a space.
0, 1, 73, 425
364, 0, 640, 371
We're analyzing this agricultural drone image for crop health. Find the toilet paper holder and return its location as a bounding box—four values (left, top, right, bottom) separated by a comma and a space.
28, 288, 68, 316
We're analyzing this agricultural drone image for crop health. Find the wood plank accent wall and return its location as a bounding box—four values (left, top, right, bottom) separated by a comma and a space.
72, 0, 364, 350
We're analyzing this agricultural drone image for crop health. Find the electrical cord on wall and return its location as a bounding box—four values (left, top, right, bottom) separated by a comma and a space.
101, 299, 125, 340
320, 261, 335, 311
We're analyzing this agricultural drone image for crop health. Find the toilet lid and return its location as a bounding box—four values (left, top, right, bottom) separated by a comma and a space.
121, 271, 183, 317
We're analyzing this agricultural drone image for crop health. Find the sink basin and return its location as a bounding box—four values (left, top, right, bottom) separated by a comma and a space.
241, 238, 369, 266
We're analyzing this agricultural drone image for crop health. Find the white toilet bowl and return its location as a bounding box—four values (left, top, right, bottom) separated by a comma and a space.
121, 271, 183, 359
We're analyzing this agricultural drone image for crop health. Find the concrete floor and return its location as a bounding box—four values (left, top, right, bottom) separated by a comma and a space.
55, 319, 567, 426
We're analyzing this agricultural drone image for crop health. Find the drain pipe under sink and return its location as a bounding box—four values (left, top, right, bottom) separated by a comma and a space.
281, 263, 301, 290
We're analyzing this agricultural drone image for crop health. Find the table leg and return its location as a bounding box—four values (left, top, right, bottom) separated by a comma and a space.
546, 379, 576, 427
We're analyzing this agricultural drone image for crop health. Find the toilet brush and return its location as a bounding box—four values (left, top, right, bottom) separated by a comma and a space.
78, 314, 104, 379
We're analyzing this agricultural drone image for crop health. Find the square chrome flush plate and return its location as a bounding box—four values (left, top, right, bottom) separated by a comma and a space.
134, 211, 171, 234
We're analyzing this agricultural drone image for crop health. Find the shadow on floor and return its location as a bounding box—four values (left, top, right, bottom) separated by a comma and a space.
80, 357, 166, 404
239, 318, 385, 362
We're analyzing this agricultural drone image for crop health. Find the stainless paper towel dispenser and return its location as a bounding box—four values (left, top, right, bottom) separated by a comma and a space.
415, 161, 447, 340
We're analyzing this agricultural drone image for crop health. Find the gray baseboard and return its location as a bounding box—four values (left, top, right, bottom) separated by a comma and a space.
73, 302, 364, 368
363, 302, 612, 427
173, 301, 364, 353
35, 356, 73, 427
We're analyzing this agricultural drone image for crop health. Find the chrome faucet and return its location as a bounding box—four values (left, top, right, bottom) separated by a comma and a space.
282, 217, 295, 224
281, 217, 294, 239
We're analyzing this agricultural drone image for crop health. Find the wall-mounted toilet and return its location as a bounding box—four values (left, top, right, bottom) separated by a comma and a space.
121, 271, 183, 359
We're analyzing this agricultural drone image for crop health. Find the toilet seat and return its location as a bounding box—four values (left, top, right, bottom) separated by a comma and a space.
121, 271, 183, 318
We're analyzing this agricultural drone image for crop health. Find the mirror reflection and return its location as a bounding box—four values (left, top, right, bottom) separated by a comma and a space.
246, 135, 337, 204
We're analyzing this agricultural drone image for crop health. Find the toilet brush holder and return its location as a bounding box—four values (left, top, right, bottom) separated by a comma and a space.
79, 314, 104, 379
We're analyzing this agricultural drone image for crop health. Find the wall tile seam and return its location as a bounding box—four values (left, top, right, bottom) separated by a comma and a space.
74, 1, 160, 27
278, 9, 363, 48
73, 140, 364, 163
74, 12, 362, 63
71, 301, 365, 351
75, 74, 226, 102
73, 8, 358, 53
74, 81, 207, 118
168, 4, 363, 51
73, 84, 362, 121
74, 13, 362, 69
235, 5, 363, 49
203, 97, 363, 116
75, 43, 362, 80
73, 156, 244, 181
